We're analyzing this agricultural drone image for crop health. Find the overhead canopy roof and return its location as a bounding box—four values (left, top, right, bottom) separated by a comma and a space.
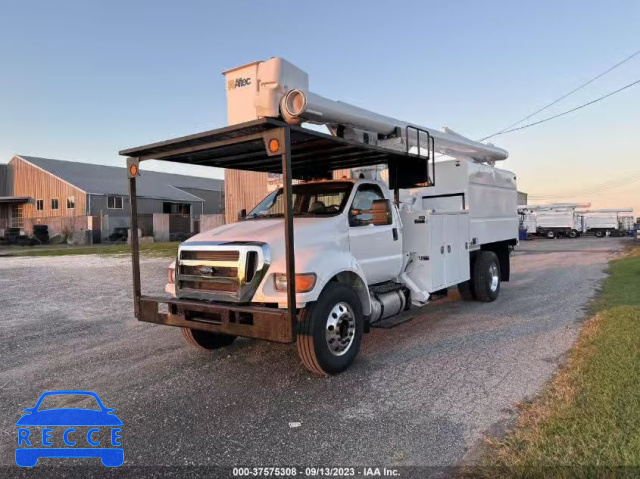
119, 118, 431, 187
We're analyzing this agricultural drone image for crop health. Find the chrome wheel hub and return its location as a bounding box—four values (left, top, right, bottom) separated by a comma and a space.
489, 264, 499, 292
325, 302, 356, 356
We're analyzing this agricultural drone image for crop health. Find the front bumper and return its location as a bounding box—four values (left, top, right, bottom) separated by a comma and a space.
137, 295, 295, 343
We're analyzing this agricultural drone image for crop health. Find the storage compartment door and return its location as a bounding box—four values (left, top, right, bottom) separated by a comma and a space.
430, 215, 446, 290
444, 215, 461, 286
457, 215, 470, 283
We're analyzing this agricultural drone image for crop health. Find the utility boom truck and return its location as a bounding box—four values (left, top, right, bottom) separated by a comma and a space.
518, 203, 590, 239
120, 58, 518, 376
577, 208, 634, 237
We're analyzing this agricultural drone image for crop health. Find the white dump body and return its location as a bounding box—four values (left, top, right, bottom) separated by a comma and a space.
585, 214, 618, 230
536, 210, 577, 229
402, 159, 518, 246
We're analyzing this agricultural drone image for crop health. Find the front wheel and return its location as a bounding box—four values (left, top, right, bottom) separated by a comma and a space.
595, 230, 604, 238
297, 283, 364, 376
568, 229, 578, 238
181, 328, 236, 350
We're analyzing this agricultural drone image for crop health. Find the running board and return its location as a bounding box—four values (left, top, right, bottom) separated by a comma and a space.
370, 310, 416, 329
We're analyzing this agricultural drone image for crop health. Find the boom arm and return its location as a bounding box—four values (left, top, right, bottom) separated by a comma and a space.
576, 208, 634, 214
223, 57, 508, 164
280, 90, 508, 163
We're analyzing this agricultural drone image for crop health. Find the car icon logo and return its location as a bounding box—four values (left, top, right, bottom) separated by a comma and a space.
15, 390, 123, 467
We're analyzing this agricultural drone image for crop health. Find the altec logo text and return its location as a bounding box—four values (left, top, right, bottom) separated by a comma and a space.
15, 390, 124, 467
227, 77, 251, 90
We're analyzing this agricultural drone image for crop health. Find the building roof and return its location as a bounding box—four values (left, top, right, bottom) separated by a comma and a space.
16, 156, 223, 203
0, 196, 29, 204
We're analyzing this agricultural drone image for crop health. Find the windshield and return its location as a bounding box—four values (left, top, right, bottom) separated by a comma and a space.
37, 394, 101, 411
246, 182, 354, 219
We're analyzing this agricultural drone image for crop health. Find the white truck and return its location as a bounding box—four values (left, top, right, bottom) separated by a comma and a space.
518, 203, 590, 238
121, 58, 518, 375
577, 208, 635, 237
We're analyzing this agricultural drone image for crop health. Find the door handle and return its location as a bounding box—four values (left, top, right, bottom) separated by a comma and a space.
392, 228, 398, 241
440, 246, 445, 254
447, 245, 451, 253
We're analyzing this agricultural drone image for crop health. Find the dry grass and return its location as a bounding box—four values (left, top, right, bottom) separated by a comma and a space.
469, 248, 640, 477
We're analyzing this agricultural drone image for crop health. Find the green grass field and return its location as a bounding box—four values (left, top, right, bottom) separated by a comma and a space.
0, 241, 180, 258
475, 247, 640, 476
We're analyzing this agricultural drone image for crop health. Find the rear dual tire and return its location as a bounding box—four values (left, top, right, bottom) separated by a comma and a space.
457, 251, 501, 302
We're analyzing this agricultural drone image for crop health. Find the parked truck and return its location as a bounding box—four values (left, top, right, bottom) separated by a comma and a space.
577, 208, 634, 237
120, 57, 518, 375
518, 203, 589, 238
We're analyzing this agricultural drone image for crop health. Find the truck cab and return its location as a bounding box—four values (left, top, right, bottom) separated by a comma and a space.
167, 178, 403, 315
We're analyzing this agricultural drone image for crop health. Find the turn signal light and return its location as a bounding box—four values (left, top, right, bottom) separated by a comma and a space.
268, 138, 280, 153
274, 273, 317, 293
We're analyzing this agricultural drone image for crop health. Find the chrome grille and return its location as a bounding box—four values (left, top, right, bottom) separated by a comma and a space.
176, 242, 270, 303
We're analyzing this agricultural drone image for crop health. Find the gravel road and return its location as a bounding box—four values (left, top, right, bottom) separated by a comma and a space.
0, 237, 631, 474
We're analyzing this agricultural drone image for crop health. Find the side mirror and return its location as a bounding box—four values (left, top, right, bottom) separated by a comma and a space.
239, 209, 247, 220
371, 199, 392, 226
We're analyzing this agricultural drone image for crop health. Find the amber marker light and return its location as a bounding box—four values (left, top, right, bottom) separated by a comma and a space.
274, 273, 317, 293
268, 138, 280, 153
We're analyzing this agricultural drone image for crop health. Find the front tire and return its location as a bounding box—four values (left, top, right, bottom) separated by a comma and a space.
568, 229, 578, 238
297, 283, 364, 376
595, 230, 604, 238
181, 328, 236, 350
473, 251, 501, 302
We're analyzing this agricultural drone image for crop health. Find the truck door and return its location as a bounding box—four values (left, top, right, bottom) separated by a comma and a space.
348, 183, 403, 284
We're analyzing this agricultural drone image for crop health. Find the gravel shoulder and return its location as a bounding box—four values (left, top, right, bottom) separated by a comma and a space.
0, 237, 631, 469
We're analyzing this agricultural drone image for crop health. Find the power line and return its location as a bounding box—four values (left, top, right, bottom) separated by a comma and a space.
481, 48, 640, 141
529, 171, 640, 196
482, 78, 640, 139
529, 177, 640, 198
528, 171, 640, 199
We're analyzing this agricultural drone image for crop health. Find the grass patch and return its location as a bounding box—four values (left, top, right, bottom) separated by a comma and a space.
473, 248, 640, 476
0, 241, 180, 258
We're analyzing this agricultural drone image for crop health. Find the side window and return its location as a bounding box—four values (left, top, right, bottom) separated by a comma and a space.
349, 184, 386, 227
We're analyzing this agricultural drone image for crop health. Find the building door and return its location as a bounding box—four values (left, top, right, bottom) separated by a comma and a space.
11, 204, 23, 228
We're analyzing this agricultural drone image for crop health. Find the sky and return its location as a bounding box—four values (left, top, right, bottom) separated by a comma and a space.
1, 0, 639, 215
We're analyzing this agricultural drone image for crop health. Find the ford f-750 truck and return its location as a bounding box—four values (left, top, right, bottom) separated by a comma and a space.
120, 58, 517, 375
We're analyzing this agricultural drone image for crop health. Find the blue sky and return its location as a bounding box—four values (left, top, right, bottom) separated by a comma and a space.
1, 0, 639, 211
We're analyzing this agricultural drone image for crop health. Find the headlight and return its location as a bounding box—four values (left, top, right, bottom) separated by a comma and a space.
273, 273, 317, 293
168, 267, 175, 284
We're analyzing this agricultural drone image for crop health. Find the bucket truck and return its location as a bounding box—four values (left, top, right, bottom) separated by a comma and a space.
577, 208, 634, 237
518, 203, 590, 238
120, 57, 518, 376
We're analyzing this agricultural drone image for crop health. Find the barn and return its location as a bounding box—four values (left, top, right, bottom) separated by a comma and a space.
0, 155, 224, 241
